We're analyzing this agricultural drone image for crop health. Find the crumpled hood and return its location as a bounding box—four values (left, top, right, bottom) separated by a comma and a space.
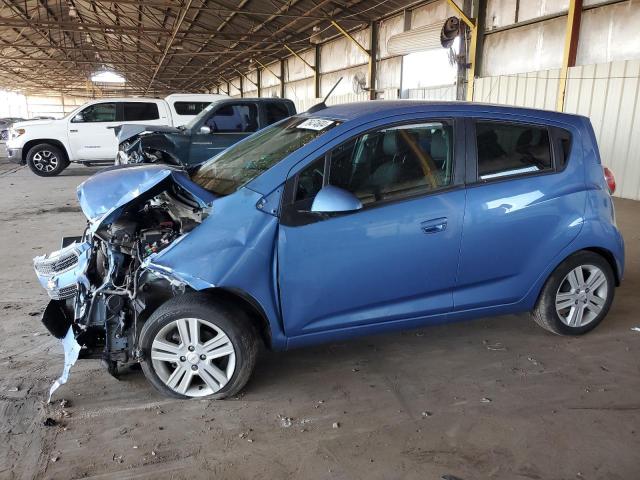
115, 124, 182, 143
77, 164, 216, 229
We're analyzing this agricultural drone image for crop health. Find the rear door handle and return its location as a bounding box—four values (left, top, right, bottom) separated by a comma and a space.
421, 217, 448, 234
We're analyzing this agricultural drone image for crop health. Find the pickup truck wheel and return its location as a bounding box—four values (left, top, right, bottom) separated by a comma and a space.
26, 144, 68, 177
139, 293, 258, 399
532, 251, 614, 335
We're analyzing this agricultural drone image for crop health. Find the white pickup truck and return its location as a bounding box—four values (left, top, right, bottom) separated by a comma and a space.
6, 93, 226, 176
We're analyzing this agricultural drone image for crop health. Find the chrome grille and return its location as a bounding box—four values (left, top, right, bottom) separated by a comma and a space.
35, 250, 79, 275
50, 284, 78, 300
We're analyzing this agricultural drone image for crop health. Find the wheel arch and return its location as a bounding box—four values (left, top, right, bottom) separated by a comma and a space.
198, 287, 273, 349
23, 139, 70, 163
531, 246, 621, 308
582, 246, 621, 286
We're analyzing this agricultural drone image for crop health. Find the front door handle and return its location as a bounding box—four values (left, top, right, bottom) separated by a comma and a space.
421, 217, 448, 234
69, 129, 78, 133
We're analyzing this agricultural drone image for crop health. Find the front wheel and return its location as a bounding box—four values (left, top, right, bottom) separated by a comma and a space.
139, 294, 258, 399
532, 251, 615, 335
26, 143, 69, 176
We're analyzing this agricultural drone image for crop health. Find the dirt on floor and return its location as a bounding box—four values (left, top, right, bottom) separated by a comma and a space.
0, 159, 638, 480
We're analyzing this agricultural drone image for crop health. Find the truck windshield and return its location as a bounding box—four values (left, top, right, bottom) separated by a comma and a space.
192, 116, 338, 195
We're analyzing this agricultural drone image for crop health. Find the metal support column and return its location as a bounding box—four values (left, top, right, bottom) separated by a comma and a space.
257, 68, 262, 97
280, 59, 286, 98
556, 0, 582, 111
369, 21, 378, 100
314, 44, 321, 99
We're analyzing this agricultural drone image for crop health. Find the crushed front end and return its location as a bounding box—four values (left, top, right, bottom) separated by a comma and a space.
34, 166, 215, 393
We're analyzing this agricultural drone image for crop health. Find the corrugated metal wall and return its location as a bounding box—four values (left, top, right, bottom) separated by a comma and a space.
472, 59, 640, 200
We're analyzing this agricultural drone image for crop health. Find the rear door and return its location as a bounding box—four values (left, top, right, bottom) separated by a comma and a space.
188, 102, 259, 164
278, 118, 466, 340
454, 117, 584, 310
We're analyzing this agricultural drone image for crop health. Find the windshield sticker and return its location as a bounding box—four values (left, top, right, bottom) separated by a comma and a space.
297, 118, 334, 131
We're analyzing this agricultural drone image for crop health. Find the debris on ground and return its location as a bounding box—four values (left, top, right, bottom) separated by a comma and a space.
442, 475, 464, 480
278, 415, 293, 428
483, 340, 506, 351
631, 327, 640, 333
43, 418, 57, 427
7, 386, 19, 392
332, 422, 340, 429
112, 454, 124, 463
50, 456, 59, 463
421, 411, 433, 418
481, 397, 492, 403
527, 356, 540, 366
59, 399, 70, 408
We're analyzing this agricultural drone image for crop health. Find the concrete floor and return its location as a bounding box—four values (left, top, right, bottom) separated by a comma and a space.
0, 159, 638, 480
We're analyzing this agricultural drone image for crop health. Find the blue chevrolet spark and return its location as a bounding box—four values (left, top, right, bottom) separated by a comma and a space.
34, 101, 624, 399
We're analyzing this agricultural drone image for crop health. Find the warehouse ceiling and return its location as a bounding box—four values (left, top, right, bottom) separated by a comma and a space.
0, 0, 413, 97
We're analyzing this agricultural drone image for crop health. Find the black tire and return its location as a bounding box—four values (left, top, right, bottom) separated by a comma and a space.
26, 143, 69, 177
139, 293, 258, 399
531, 251, 615, 335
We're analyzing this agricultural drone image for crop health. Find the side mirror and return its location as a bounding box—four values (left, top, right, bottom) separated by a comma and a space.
72, 114, 83, 123
311, 185, 362, 213
199, 125, 211, 134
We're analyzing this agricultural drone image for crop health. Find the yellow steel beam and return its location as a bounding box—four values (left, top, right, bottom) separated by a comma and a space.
255, 59, 281, 81
556, 0, 582, 111
445, 0, 475, 29
284, 44, 315, 71
235, 68, 259, 89
330, 20, 370, 57
445, 0, 477, 101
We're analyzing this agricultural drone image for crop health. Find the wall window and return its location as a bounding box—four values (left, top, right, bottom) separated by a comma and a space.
476, 121, 552, 180
73, 103, 116, 123
174, 101, 211, 116
123, 102, 159, 121
293, 121, 454, 209
205, 104, 258, 133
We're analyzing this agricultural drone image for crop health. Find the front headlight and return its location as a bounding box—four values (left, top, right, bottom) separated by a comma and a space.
11, 128, 25, 139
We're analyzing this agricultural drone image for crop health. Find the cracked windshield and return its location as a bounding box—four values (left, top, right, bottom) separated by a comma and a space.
192, 116, 338, 195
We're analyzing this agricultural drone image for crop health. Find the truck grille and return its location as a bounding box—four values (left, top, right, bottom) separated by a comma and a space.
34, 250, 79, 275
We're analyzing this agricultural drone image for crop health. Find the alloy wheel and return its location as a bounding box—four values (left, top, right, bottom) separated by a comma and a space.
32, 150, 59, 172
150, 317, 236, 397
555, 264, 608, 327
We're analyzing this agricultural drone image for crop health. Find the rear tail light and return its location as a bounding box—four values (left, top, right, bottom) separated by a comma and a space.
603, 167, 616, 194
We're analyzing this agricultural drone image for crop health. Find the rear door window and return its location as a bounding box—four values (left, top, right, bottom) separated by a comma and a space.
475, 121, 552, 180
205, 104, 258, 133
122, 102, 160, 121
174, 101, 211, 116
265, 102, 291, 125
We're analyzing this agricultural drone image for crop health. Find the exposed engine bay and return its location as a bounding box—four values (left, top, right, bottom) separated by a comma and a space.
34, 170, 212, 385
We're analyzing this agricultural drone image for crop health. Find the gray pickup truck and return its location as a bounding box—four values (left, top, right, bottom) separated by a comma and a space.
116, 97, 296, 167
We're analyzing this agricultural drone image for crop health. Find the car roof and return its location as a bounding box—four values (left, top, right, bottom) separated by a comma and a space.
304, 100, 587, 123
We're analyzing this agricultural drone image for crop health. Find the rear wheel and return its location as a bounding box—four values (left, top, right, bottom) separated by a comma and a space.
139, 293, 258, 399
532, 251, 615, 335
26, 143, 68, 177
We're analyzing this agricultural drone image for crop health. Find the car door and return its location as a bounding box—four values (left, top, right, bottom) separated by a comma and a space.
188, 102, 259, 164
454, 118, 585, 310
278, 118, 466, 339
67, 102, 119, 160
